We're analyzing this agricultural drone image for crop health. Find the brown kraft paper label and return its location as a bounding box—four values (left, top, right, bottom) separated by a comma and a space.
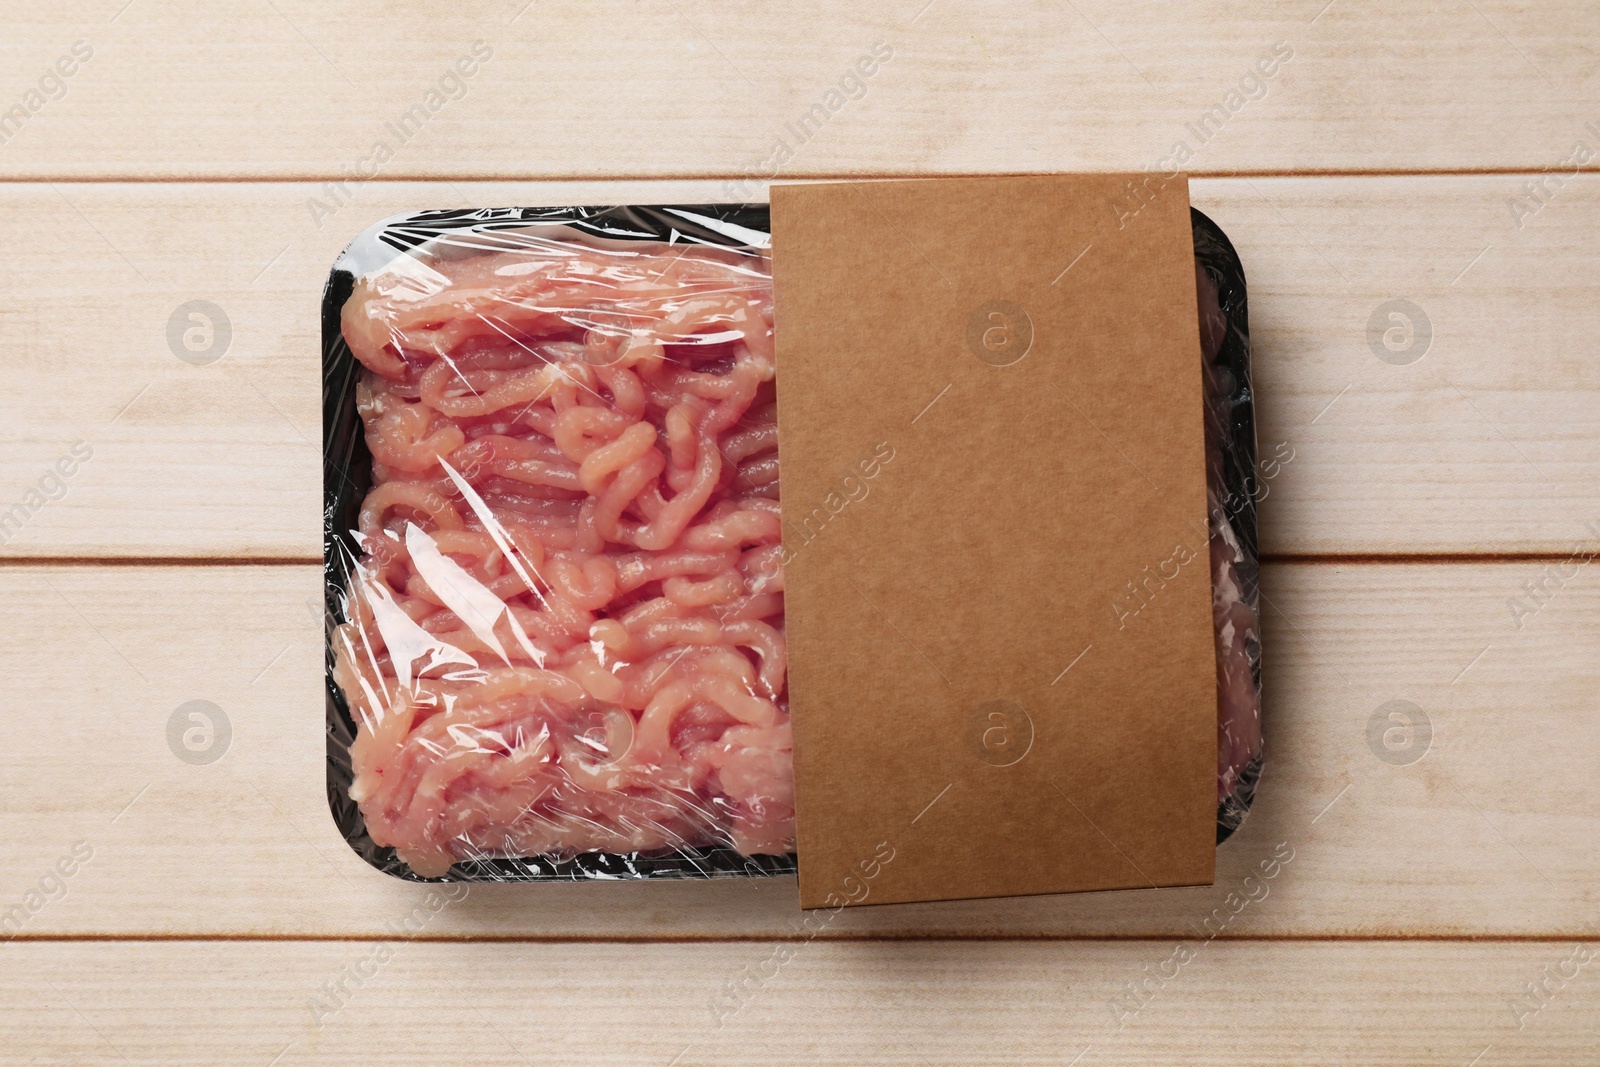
771, 175, 1215, 908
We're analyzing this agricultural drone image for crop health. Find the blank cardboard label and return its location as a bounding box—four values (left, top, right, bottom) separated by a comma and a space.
771, 175, 1216, 908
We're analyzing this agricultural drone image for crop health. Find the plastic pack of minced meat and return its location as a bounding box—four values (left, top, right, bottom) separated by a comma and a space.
321, 198, 1262, 884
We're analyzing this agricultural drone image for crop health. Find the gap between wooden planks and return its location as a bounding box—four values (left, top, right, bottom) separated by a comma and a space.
1, 561, 1593, 941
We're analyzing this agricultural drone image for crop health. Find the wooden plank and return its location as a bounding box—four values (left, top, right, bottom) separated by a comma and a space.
0, 177, 1596, 558
5, 940, 1597, 1065
2, 561, 1595, 939
2, 2, 1597, 178
1204, 176, 1600, 555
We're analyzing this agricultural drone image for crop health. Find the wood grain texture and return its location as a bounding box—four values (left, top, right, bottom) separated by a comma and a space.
6, 8, 1600, 1057
5, 940, 1598, 1065
2, 2, 1597, 179
0, 176, 1596, 559
2, 561, 1594, 939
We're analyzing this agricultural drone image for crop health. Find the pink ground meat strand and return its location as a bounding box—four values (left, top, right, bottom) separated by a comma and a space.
334, 238, 790, 877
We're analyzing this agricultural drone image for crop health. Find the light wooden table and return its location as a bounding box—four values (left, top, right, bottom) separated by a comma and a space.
2, 3, 1597, 1063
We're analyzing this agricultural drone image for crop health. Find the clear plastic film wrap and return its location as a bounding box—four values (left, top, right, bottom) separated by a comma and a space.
1193, 209, 1264, 842
322, 204, 1262, 882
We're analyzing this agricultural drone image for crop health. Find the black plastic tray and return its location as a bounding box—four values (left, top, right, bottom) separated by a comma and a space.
321, 203, 1258, 881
